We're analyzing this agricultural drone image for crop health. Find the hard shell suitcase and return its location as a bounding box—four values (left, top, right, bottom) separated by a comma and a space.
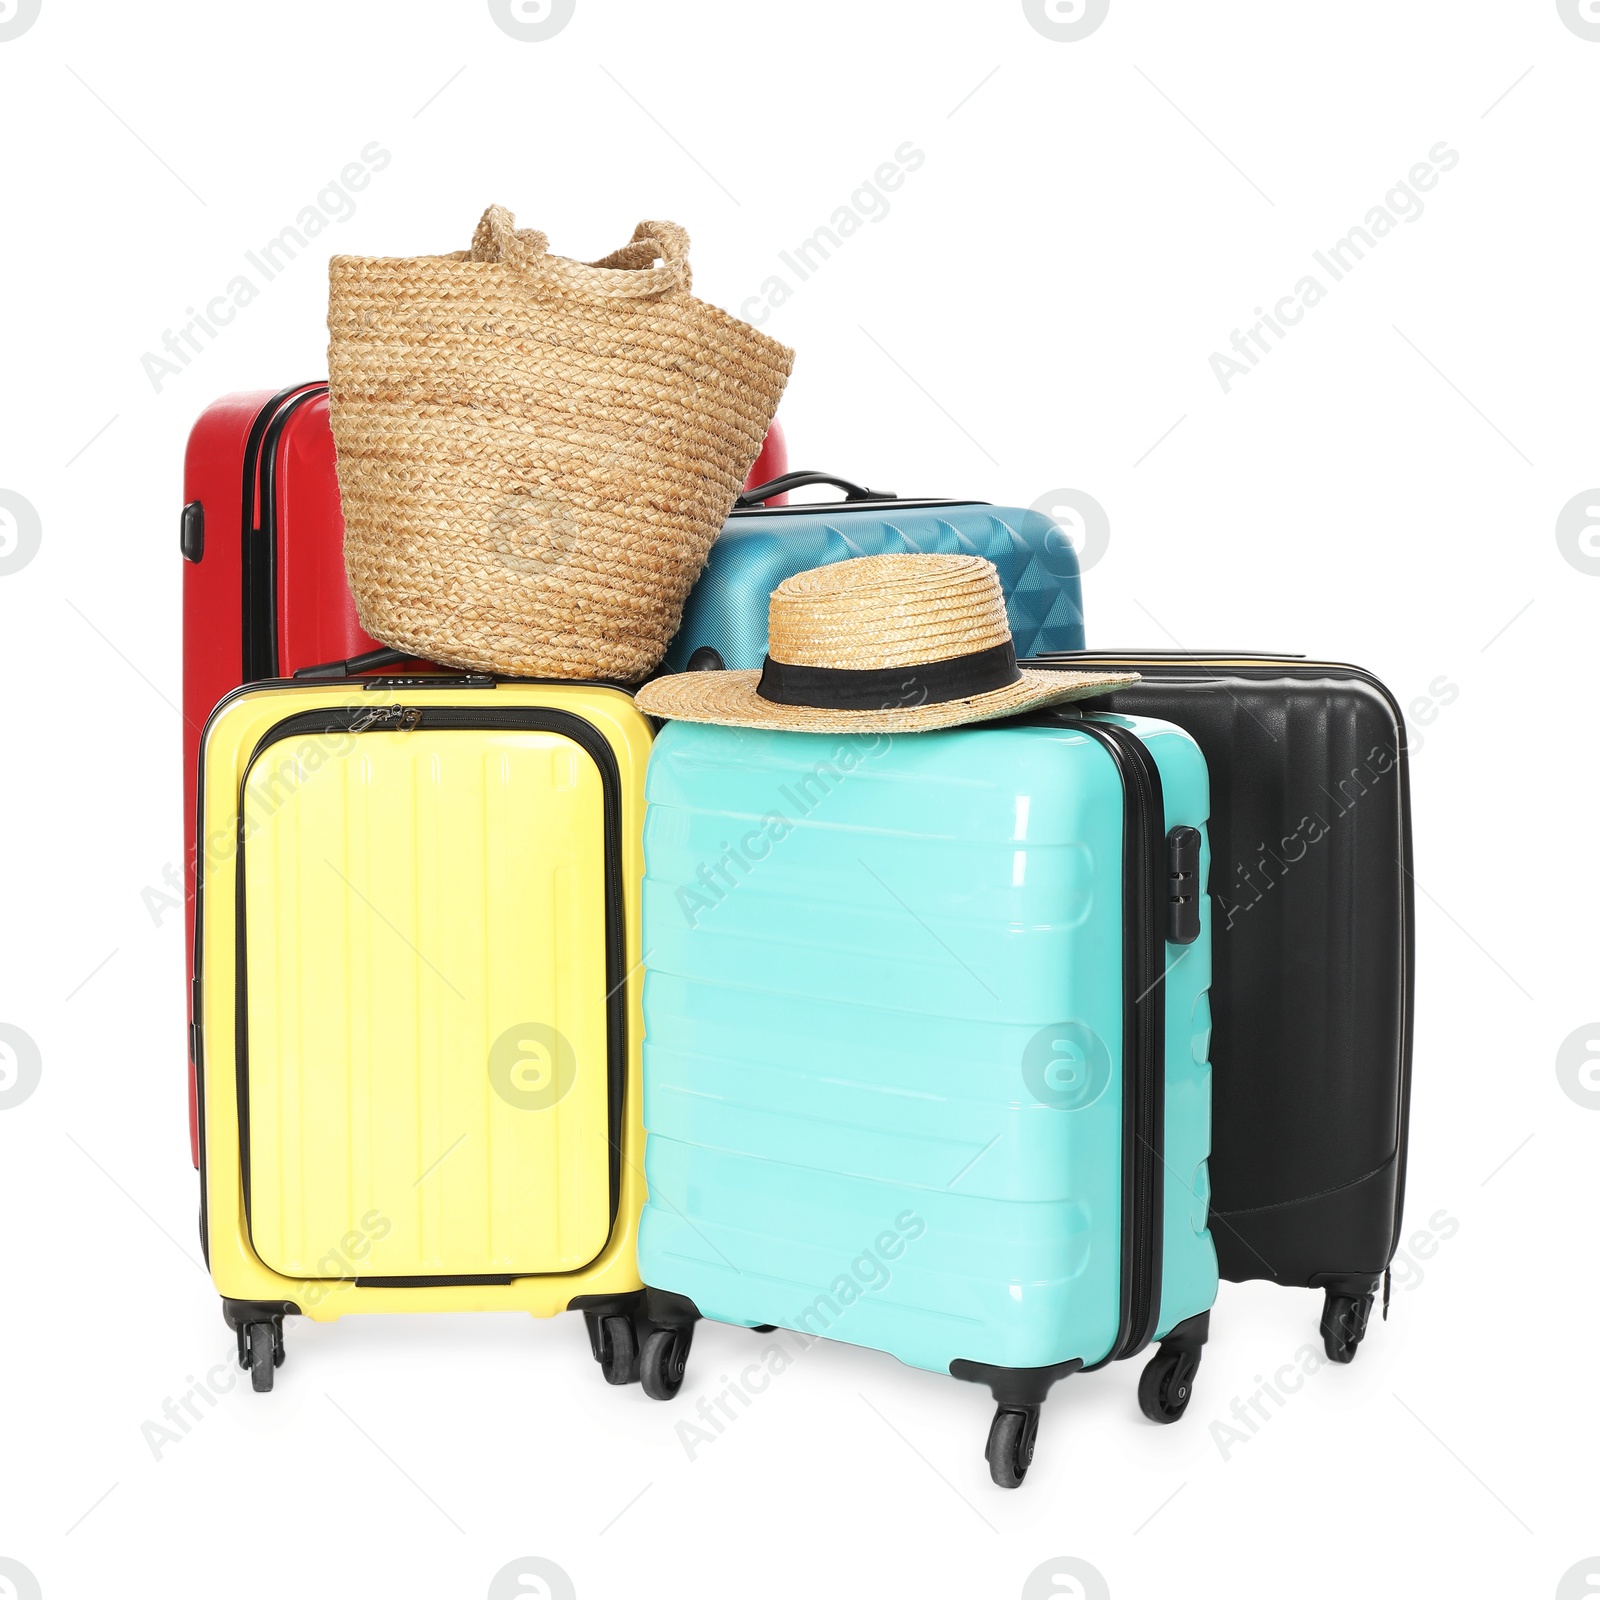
181, 386, 787, 1162
634, 709, 1217, 1486
658, 472, 1086, 674
1038, 652, 1414, 1361
193, 673, 656, 1388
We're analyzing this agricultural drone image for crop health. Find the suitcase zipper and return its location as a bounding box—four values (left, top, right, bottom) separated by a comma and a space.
350, 704, 423, 731
239, 381, 328, 682
1058, 716, 1168, 1366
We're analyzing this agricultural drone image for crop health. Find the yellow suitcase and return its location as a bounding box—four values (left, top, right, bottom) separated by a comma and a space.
193, 673, 652, 1389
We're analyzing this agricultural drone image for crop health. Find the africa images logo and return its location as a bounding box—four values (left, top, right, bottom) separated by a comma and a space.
0, 0, 41, 42
0, 490, 42, 577
488, 0, 575, 42
1556, 490, 1600, 575
1557, 0, 1600, 42
487, 1557, 575, 1598
489, 1023, 578, 1112
1022, 0, 1109, 43
0, 1024, 42, 1110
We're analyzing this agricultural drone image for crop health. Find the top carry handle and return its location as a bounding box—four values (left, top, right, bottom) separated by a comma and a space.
735, 470, 892, 508
290, 646, 492, 688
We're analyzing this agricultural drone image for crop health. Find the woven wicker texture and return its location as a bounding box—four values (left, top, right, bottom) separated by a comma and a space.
328, 206, 795, 680
636, 554, 1138, 733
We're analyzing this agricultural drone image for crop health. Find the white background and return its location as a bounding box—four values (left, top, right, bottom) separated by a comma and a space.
2, 2, 1597, 1597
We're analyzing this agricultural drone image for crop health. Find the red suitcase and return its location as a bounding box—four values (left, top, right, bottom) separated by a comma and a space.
180, 383, 786, 1161
744, 415, 788, 503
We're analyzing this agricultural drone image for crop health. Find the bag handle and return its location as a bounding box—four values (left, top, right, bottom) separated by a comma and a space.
468, 206, 550, 271
736, 470, 892, 508
469, 206, 692, 299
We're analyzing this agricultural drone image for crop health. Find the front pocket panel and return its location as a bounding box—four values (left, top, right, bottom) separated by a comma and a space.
241, 727, 612, 1280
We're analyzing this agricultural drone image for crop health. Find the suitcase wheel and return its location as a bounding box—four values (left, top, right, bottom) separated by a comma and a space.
1320, 1290, 1374, 1365
243, 1321, 284, 1393
639, 1325, 693, 1402
593, 1314, 640, 1387
1137, 1346, 1200, 1425
985, 1405, 1040, 1490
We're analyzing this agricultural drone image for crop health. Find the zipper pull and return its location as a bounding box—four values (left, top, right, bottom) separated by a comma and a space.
352, 705, 423, 732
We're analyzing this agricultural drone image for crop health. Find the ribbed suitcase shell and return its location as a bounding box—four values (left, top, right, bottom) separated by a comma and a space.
196, 679, 651, 1319
243, 727, 612, 1278
1053, 654, 1413, 1301
659, 499, 1085, 674
637, 713, 1216, 1376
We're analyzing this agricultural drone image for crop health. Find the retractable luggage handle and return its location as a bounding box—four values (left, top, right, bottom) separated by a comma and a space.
292, 646, 411, 681
735, 470, 892, 508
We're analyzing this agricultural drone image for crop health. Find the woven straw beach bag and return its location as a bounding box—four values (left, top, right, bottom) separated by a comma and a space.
327, 206, 795, 680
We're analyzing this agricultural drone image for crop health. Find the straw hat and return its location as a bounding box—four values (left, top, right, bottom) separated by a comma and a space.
635, 554, 1138, 733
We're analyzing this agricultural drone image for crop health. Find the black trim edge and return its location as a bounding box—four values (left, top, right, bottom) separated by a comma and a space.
1054, 715, 1168, 1369
240, 381, 327, 682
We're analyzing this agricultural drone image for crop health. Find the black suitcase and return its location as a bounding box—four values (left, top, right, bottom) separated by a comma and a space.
1035, 651, 1415, 1361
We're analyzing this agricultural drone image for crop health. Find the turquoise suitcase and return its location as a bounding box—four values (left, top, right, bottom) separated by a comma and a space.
635, 708, 1217, 1487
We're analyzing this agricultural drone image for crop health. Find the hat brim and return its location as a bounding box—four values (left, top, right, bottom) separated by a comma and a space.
634, 666, 1140, 733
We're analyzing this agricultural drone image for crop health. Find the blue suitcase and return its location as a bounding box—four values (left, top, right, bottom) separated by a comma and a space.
658, 471, 1087, 674
634, 707, 1217, 1487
